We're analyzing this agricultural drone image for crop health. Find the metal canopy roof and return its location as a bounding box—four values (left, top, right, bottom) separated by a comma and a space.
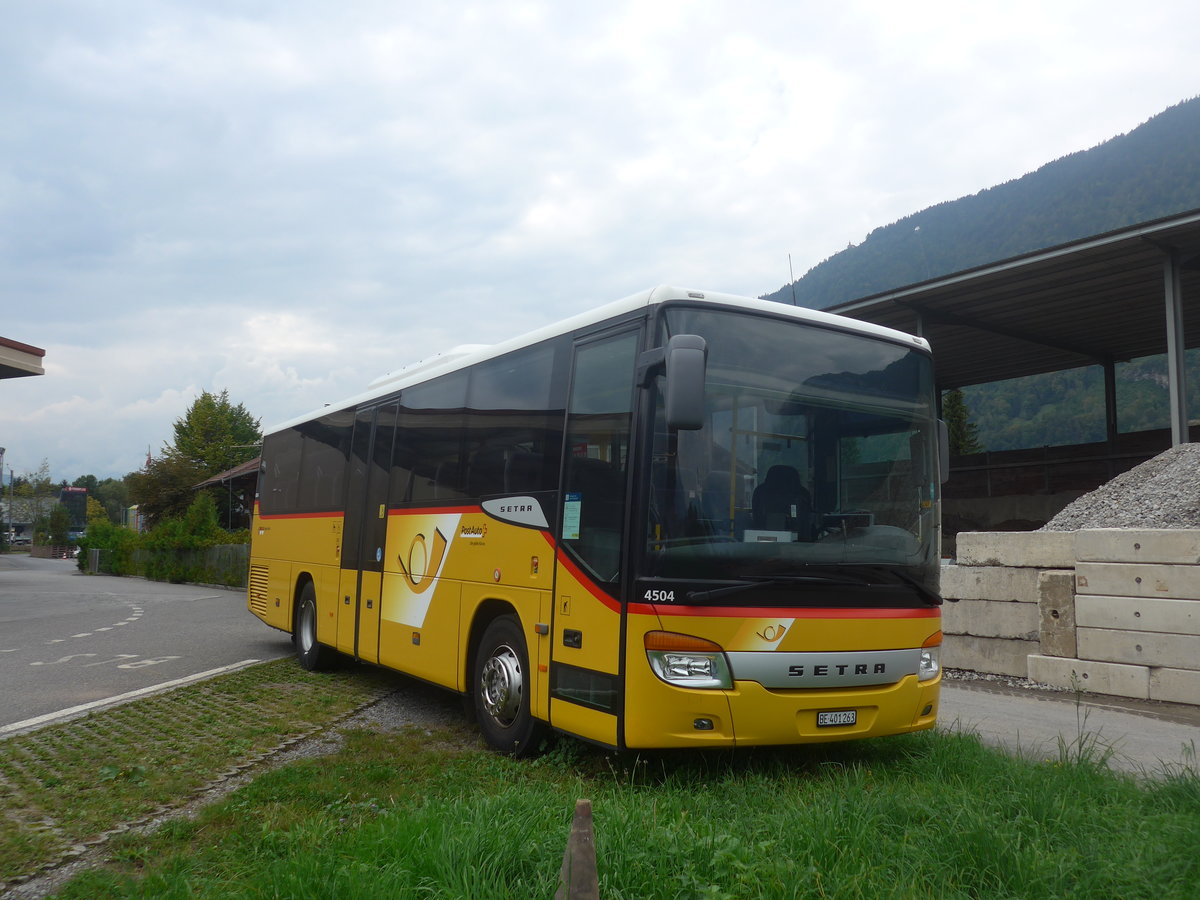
827, 208, 1200, 392
0, 336, 45, 380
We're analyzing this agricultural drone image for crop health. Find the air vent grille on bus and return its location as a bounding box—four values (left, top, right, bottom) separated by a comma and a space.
248, 565, 270, 617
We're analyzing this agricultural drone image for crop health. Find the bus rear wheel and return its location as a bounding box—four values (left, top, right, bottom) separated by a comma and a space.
473, 615, 544, 756
295, 582, 333, 672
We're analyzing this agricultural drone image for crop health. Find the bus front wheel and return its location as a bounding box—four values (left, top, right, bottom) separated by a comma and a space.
473, 615, 544, 756
295, 582, 333, 672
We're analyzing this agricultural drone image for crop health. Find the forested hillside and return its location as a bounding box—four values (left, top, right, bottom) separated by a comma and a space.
760, 96, 1200, 453
959, 351, 1200, 452
762, 96, 1200, 310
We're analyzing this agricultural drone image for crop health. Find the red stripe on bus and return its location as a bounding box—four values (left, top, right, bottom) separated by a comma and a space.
552, 543, 622, 613
629, 603, 940, 619
256, 510, 344, 521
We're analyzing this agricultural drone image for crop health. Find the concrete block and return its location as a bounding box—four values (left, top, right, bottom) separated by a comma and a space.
939, 564, 1041, 603
1149, 667, 1200, 706
1075, 528, 1200, 565
1077, 627, 1200, 672
942, 598, 1039, 640
1074, 562, 1200, 600
1038, 570, 1077, 658
1027, 654, 1150, 700
943, 634, 1034, 677
956, 530, 1076, 568
1076, 595, 1200, 637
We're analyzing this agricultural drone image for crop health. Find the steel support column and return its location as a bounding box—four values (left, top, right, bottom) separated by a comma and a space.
1164, 248, 1189, 446
1103, 357, 1118, 444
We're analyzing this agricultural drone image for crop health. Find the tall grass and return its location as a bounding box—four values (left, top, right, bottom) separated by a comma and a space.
56, 724, 1200, 900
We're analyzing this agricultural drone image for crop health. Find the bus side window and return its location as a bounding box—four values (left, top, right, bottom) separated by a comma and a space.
393, 372, 468, 505
462, 340, 563, 499
260, 429, 302, 515
297, 408, 354, 511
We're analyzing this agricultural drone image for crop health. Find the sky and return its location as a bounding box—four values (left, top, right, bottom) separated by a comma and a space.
2, 1, 1199, 484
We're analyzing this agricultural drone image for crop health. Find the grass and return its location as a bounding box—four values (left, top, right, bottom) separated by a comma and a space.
3, 663, 1199, 898
0, 658, 396, 886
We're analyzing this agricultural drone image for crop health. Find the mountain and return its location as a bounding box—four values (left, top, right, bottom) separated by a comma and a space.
761, 96, 1200, 311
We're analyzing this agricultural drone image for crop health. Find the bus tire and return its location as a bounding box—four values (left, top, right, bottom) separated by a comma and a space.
473, 615, 544, 756
295, 582, 333, 672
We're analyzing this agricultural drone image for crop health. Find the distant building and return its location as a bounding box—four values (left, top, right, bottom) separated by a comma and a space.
123, 505, 145, 533
58, 485, 88, 534
1, 497, 37, 543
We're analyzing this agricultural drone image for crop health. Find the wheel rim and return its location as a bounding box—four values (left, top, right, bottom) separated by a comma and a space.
479, 643, 523, 727
299, 600, 315, 653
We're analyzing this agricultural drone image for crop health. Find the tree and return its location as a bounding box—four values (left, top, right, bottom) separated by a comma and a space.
47, 504, 72, 547
86, 495, 109, 528
128, 390, 261, 529
171, 390, 261, 474
94, 477, 130, 524
13, 460, 57, 541
943, 389, 984, 456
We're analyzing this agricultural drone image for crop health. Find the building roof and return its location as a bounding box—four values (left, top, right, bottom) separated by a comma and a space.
194, 457, 262, 489
0, 336, 46, 379
826, 208, 1200, 390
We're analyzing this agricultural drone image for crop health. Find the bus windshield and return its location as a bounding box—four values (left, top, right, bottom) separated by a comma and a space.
642, 306, 939, 592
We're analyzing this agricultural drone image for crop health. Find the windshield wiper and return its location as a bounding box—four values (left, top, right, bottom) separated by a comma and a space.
858, 566, 944, 607
686, 574, 866, 603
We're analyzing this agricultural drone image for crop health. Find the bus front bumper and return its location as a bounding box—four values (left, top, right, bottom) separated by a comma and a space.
622, 673, 941, 749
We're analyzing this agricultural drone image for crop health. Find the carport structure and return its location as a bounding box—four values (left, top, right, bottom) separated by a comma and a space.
827, 208, 1200, 447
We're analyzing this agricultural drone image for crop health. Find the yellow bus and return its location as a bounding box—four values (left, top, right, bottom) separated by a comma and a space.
248, 286, 946, 755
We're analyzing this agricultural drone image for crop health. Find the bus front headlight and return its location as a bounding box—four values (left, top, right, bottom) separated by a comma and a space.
918, 631, 942, 682
645, 631, 732, 689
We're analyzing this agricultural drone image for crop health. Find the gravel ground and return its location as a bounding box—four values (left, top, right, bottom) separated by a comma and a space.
941, 667, 1063, 693
1042, 442, 1200, 530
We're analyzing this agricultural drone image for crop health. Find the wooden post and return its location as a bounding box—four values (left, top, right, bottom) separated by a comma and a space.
554, 799, 599, 900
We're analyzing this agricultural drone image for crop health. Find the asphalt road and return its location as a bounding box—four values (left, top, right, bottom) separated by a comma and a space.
0, 553, 294, 733
940, 679, 1200, 775
4, 553, 1199, 775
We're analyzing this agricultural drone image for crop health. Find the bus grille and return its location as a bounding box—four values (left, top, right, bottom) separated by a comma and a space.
248, 565, 270, 617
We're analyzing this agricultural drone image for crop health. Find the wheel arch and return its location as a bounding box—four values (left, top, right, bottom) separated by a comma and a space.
465, 597, 520, 696
290, 571, 316, 635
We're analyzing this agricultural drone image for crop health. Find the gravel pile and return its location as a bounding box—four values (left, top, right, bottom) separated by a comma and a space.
1041, 443, 1200, 531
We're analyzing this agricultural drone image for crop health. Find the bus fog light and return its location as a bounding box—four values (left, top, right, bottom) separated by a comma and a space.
919, 646, 941, 682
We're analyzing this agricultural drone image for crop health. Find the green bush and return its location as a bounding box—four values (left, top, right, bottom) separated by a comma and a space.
75, 521, 139, 575
77, 491, 250, 585
142, 492, 224, 583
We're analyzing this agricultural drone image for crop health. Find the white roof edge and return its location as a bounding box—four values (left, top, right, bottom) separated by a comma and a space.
266, 285, 929, 435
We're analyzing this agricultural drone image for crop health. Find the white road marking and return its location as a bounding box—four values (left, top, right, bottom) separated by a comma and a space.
0, 659, 264, 738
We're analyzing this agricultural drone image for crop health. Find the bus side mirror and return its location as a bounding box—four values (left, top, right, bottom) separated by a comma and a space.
937, 419, 950, 484
665, 334, 707, 430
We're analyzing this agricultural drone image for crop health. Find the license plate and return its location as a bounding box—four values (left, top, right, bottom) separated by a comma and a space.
817, 710, 857, 727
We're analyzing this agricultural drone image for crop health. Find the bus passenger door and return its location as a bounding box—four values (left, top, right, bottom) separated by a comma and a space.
552, 328, 640, 748
338, 402, 398, 664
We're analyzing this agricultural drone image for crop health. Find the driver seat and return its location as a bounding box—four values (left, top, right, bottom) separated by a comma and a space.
751, 465, 813, 535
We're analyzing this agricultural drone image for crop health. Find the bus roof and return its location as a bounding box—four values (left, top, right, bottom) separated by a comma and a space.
265, 286, 931, 436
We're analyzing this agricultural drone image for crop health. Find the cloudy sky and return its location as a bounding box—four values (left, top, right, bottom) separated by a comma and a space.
2, 1, 1198, 483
